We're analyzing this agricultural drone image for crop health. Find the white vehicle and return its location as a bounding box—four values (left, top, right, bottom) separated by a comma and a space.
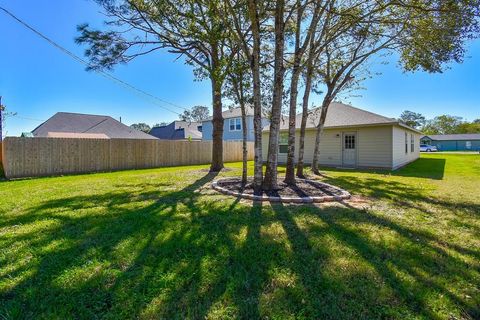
420, 144, 438, 152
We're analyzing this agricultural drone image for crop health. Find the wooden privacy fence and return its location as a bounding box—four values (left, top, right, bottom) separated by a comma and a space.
1, 137, 254, 179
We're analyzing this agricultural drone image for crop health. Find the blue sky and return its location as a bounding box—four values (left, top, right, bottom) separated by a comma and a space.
1, 0, 479, 137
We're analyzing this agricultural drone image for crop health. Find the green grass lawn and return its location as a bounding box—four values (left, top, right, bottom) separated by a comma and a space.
0, 154, 479, 319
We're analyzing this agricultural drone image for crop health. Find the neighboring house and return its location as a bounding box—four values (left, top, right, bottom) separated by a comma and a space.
31, 112, 157, 139
262, 102, 421, 170
420, 134, 480, 151
202, 106, 269, 141
149, 121, 202, 140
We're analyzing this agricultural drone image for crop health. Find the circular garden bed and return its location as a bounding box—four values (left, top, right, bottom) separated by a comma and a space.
212, 178, 350, 203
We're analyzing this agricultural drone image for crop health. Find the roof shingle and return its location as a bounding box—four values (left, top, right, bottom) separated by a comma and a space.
32, 112, 158, 139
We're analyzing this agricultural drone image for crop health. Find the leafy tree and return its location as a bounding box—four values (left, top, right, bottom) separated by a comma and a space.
130, 123, 151, 133
180, 106, 210, 122
457, 121, 480, 133
153, 122, 168, 127
307, 0, 480, 174
423, 115, 480, 134
422, 115, 463, 134
224, 50, 252, 184
76, 0, 237, 172
283, 0, 324, 184
261, 0, 289, 191
223, 0, 269, 193
399, 110, 426, 129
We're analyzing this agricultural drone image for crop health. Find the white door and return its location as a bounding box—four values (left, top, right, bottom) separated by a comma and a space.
342, 132, 357, 166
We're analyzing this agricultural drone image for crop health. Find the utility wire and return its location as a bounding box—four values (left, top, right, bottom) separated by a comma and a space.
12, 115, 46, 122
0, 6, 189, 116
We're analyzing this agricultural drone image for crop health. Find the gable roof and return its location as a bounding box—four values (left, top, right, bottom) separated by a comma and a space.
46, 132, 110, 139
32, 112, 157, 139
422, 133, 480, 141
150, 121, 202, 140
265, 102, 420, 133
204, 105, 255, 121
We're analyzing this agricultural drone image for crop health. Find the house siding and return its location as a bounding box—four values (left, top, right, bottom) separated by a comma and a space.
427, 139, 480, 151
357, 126, 392, 168
262, 125, 395, 169
392, 125, 420, 169
201, 121, 214, 141
202, 116, 269, 141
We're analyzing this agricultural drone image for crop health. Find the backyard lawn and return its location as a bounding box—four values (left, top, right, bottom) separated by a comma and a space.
0, 153, 479, 319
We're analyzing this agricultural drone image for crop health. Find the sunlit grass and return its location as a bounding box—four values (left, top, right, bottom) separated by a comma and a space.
0, 154, 479, 319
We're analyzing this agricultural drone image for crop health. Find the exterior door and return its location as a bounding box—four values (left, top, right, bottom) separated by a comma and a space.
342, 132, 357, 166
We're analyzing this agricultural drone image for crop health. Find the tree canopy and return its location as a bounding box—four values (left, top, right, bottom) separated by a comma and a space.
399, 110, 427, 129
130, 122, 151, 133
77, 0, 480, 191
422, 115, 480, 134
180, 106, 210, 122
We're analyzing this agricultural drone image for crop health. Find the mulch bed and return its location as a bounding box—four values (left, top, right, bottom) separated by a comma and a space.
199, 167, 233, 173
212, 178, 350, 203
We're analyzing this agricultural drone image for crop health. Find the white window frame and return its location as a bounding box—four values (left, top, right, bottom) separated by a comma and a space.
410, 133, 414, 152
279, 132, 288, 154
405, 132, 408, 154
229, 118, 242, 131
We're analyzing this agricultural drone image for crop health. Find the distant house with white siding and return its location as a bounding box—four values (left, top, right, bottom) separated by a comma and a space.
262, 102, 421, 170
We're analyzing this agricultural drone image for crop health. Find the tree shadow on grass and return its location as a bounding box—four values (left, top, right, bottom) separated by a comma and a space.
270, 203, 480, 319
320, 174, 479, 217
321, 157, 447, 180
1, 171, 479, 319
0, 172, 284, 319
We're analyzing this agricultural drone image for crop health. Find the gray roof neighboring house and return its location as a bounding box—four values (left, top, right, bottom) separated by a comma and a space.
32, 112, 158, 139
149, 121, 202, 140
204, 105, 255, 121
421, 134, 480, 141
264, 102, 420, 133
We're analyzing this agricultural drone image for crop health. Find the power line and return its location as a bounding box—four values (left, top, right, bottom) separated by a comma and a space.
0, 6, 189, 116
12, 115, 46, 122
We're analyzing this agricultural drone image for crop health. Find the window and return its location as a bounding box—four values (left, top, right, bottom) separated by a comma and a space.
279, 132, 288, 153
229, 118, 242, 131
405, 132, 408, 154
466, 141, 472, 149
410, 133, 414, 152
344, 134, 355, 149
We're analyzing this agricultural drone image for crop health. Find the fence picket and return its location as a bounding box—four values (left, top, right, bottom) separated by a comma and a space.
2, 137, 254, 179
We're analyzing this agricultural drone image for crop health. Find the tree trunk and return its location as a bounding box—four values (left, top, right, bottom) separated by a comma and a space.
248, 0, 263, 194
296, 47, 315, 178
240, 100, 248, 184
312, 97, 331, 174
284, 64, 301, 184
263, 0, 285, 191
284, 0, 321, 184
209, 65, 224, 172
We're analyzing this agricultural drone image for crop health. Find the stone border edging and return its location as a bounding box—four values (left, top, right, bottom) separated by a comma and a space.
211, 178, 350, 203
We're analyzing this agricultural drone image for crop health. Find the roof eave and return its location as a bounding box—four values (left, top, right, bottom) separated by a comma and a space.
263, 121, 422, 133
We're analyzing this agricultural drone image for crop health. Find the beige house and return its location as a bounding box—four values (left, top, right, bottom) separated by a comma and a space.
262, 103, 421, 170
